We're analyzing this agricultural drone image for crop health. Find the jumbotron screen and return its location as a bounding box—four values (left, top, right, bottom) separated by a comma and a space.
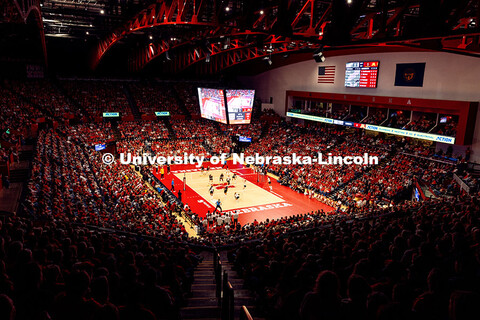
345, 61, 379, 88
226, 89, 255, 124
197, 88, 227, 124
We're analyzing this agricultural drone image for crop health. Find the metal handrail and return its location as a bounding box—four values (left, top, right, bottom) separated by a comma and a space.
240, 306, 254, 320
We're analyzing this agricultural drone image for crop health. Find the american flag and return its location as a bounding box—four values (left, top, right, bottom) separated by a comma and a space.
318, 66, 335, 84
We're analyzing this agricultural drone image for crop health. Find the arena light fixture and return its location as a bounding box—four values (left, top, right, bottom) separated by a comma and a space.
313, 47, 325, 62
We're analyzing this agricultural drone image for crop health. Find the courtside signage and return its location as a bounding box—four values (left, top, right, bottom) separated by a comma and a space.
95, 143, 106, 151
286, 112, 455, 144
239, 136, 252, 143
286, 112, 333, 124
102, 112, 120, 117
155, 111, 170, 116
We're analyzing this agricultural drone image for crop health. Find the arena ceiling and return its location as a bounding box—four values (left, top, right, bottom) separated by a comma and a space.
2, 0, 480, 76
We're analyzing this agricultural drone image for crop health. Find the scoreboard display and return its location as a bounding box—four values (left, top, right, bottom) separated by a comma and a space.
345, 61, 379, 88
226, 89, 255, 124
197, 88, 228, 124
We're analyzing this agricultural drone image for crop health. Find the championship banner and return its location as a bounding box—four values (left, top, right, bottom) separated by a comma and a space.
394, 63, 426, 87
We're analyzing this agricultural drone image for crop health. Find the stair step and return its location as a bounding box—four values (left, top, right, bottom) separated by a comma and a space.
194, 274, 214, 278
234, 289, 253, 298
191, 283, 216, 290
190, 290, 217, 298
230, 296, 255, 305
186, 297, 218, 307
181, 318, 220, 320
193, 279, 215, 285
180, 306, 221, 318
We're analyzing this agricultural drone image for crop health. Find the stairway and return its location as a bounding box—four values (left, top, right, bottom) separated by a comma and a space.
180, 251, 264, 320
170, 83, 192, 117
8, 145, 33, 183
220, 253, 264, 320
181, 252, 221, 320
123, 84, 142, 120
8, 160, 30, 183
52, 79, 91, 122
19, 145, 34, 162
111, 124, 123, 141
259, 122, 270, 139
162, 118, 177, 140
6, 86, 53, 118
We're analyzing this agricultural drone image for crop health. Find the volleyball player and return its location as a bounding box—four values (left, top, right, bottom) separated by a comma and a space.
234, 192, 240, 202
209, 185, 214, 200
224, 185, 228, 198
219, 173, 224, 182
268, 176, 272, 191
243, 179, 247, 191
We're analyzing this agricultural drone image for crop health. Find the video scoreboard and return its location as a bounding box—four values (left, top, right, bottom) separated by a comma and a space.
345, 61, 379, 88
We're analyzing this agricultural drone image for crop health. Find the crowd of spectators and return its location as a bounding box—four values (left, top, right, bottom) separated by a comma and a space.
129, 82, 183, 115
334, 153, 457, 208
8, 80, 73, 117
173, 83, 200, 116
204, 135, 231, 155
218, 122, 263, 142
61, 81, 132, 118
344, 108, 366, 122
150, 140, 209, 159
62, 123, 114, 147
329, 105, 349, 120
404, 115, 436, 133
24, 130, 105, 223
387, 111, 410, 129
458, 172, 479, 194
3, 77, 480, 320
170, 119, 219, 139
0, 215, 200, 320
24, 128, 188, 240
244, 122, 388, 200
87, 150, 187, 238
117, 121, 170, 140
0, 84, 37, 162
225, 195, 480, 320
362, 108, 388, 125
433, 117, 459, 138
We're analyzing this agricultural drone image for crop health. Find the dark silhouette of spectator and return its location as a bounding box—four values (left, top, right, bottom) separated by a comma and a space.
53, 270, 101, 320
342, 274, 371, 320
448, 291, 480, 320
299, 270, 342, 320
0, 294, 15, 320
